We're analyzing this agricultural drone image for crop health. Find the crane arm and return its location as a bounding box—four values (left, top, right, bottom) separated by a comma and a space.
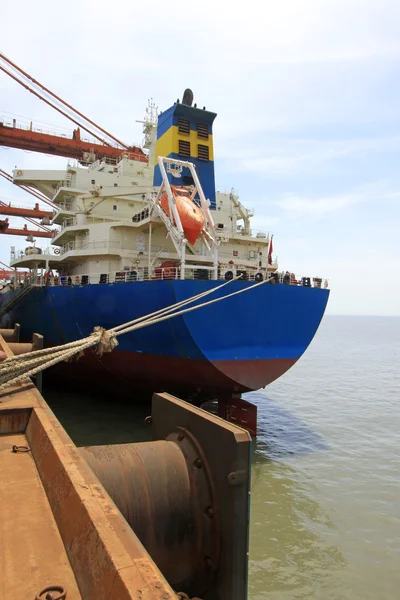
0, 52, 128, 149
0, 219, 55, 238
0, 121, 147, 164
0, 201, 53, 219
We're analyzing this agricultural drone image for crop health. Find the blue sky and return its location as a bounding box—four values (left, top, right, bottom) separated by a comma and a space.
1, 0, 399, 315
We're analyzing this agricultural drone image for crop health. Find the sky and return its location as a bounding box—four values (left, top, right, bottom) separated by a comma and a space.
1, 0, 400, 315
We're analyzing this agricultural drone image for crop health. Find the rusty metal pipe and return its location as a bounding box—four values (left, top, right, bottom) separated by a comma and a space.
81, 438, 218, 596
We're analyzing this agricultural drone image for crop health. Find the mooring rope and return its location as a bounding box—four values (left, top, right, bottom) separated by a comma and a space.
0, 276, 268, 389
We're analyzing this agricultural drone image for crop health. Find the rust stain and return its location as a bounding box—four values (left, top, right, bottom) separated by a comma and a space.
0, 407, 32, 434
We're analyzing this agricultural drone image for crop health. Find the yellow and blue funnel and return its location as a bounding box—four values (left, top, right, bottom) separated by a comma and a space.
153, 94, 217, 209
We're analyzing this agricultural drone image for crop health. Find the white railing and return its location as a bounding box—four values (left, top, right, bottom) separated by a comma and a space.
59, 240, 172, 256
59, 216, 117, 232
270, 272, 329, 288
219, 249, 259, 261
88, 157, 118, 170
18, 267, 328, 289
25, 268, 216, 287
86, 216, 114, 225
60, 240, 123, 254
61, 217, 77, 230
87, 150, 146, 171
58, 202, 74, 212
10, 245, 61, 262
233, 227, 267, 238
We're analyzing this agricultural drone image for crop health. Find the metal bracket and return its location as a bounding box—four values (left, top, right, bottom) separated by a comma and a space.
152, 393, 252, 600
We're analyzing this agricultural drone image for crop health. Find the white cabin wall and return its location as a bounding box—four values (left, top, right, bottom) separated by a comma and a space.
109, 257, 122, 272
109, 227, 137, 251
214, 192, 235, 235
90, 259, 110, 275
88, 223, 112, 241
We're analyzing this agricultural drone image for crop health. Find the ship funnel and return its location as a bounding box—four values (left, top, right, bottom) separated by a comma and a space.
182, 88, 194, 106
153, 96, 217, 208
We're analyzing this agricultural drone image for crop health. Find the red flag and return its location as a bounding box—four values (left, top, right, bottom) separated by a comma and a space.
268, 237, 273, 264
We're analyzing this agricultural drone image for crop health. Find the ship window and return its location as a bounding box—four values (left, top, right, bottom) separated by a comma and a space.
197, 144, 209, 161
178, 117, 190, 135
197, 123, 209, 139
113, 205, 118, 211
217, 223, 224, 229
178, 139, 191, 157
114, 183, 118, 187
91, 179, 95, 184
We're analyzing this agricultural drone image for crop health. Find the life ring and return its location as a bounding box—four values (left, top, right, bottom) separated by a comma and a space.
75, 276, 81, 285
16, 170, 23, 176
159, 261, 178, 280
54, 248, 60, 255
324, 280, 329, 289
255, 272, 263, 283
225, 270, 234, 281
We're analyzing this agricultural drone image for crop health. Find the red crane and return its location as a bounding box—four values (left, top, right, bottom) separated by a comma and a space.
0, 169, 57, 234
0, 219, 55, 238
0, 52, 147, 241
0, 201, 53, 219
0, 122, 147, 164
0, 52, 148, 164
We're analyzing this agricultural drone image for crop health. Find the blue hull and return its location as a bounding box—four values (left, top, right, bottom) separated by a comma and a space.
0, 280, 329, 396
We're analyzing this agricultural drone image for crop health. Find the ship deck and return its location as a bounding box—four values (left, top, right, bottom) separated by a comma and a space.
0, 429, 82, 599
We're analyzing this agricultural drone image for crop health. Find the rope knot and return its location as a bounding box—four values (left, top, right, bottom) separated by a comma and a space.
92, 326, 118, 356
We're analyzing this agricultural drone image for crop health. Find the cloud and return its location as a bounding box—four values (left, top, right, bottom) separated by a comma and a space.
274, 182, 400, 219
1, 0, 400, 316
276, 192, 361, 217
220, 136, 400, 175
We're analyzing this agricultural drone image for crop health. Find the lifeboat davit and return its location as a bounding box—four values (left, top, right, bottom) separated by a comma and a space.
160, 186, 205, 245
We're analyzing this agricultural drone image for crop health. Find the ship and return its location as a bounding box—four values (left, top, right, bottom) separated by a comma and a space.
0, 71, 329, 407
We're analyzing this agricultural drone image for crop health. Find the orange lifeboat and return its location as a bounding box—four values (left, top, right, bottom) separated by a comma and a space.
160, 186, 205, 245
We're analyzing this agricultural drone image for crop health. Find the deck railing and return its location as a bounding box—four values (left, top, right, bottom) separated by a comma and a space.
9, 268, 328, 289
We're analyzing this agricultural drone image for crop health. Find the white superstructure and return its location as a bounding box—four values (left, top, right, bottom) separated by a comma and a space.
8, 108, 277, 285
